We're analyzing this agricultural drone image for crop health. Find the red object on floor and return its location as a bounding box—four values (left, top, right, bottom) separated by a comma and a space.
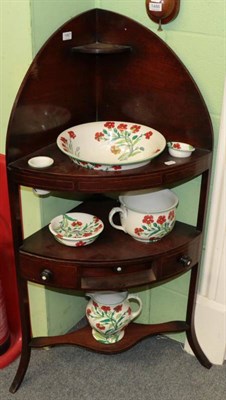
0, 154, 21, 368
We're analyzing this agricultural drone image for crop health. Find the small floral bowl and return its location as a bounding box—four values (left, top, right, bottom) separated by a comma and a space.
57, 121, 166, 171
49, 212, 104, 247
167, 142, 195, 158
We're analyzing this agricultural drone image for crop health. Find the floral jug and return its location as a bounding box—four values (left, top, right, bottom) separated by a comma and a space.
86, 291, 142, 344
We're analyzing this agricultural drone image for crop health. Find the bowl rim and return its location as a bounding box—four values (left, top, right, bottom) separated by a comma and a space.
119, 189, 179, 214
28, 156, 54, 168
49, 212, 104, 240
57, 121, 166, 166
167, 141, 195, 152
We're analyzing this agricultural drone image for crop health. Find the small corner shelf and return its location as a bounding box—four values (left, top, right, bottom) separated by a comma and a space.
71, 41, 132, 54
29, 321, 189, 354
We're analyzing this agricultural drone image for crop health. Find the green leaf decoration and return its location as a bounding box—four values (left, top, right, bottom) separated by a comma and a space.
100, 318, 111, 324
64, 214, 78, 222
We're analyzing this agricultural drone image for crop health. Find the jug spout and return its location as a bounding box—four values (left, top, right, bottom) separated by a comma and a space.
86, 291, 128, 305
86, 292, 95, 300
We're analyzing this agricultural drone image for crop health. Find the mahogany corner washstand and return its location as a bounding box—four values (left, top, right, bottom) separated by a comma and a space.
6, 9, 213, 393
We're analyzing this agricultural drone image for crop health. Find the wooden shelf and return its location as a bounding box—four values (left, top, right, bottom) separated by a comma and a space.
19, 196, 200, 264
18, 197, 201, 291
71, 41, 132, 54
30, 321, 189, 354
8, 143, 211, 193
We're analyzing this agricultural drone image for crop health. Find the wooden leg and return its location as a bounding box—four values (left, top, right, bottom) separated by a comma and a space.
9, 279, 32, 392
186, 265, 212, 369
9, 346, 31, 393
186, 325, 211, 369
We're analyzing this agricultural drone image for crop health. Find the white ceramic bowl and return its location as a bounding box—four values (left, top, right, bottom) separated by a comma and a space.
49, 212, 104, 247
57, 121, 166, 171
28, 156, 54, 168
33, 188, 50, 196
109, 189, 178, 242
167, 142, 195, 158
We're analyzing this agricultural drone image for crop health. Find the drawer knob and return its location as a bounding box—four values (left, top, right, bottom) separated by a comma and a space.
179, 256, 192, 267
40, 269, 53, 282
113, 266, 123, 273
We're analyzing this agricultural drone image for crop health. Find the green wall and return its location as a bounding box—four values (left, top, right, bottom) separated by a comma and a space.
1, 0, 225, 340
0, 0, 32, 153
31, 0, 95, 54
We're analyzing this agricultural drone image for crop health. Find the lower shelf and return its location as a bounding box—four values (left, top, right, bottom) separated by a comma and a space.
30, 321, 189, 354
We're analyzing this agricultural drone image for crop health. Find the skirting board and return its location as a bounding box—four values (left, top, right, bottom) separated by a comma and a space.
184, 294, 226, 365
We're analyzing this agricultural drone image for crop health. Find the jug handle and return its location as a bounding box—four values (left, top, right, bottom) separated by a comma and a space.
108, 207, 126, 232
127, 294, 142, 320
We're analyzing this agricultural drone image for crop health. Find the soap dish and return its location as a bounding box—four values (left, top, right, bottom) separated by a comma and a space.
28, 156, 54, 168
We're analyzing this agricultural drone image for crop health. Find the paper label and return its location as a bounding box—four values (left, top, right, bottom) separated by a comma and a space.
164, 161, 176, 165
149, 3, 162, 12
62, 31, 72, 41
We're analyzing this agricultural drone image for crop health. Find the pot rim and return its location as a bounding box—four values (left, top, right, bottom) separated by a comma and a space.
119, 189, 179, 214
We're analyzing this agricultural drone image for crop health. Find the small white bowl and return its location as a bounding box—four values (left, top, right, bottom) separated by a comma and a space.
28, 156, 54, 168
167, 142, 195, 158
33, 188, 50, 196
49, 212, 104, 247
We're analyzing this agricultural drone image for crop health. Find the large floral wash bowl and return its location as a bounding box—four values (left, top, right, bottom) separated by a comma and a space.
57, 121, 166, 171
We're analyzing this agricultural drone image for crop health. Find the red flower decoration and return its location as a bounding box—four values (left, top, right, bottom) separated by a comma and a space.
134, 227, 144, 236
142, 215, 154, 224
75, 241, 85, 247
71, 220, 82, 227
86, 308, 91, 315
117, 123, 127, 131
157, 215, 166, 225
145, 131, 153, 139
112, 165, 122, 170
101, 306, 111, 312
94, 224, 103, 232
96, 323, 106, 330
95, 132, 104, 141
127, 307, 132, 316
60, 137, 68, 144
173, 143, 181, 149
83, 232, 92, 237
114, 305, 123, 313
93, 301, 98, 308
68, 130, 76, 139
104, 121, 115, 129
168, 210, 175, 220
131, 125, 141, 133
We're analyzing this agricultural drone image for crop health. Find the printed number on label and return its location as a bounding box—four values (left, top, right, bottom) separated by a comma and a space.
62, 31, 72, 41
149, 3, 162, 12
